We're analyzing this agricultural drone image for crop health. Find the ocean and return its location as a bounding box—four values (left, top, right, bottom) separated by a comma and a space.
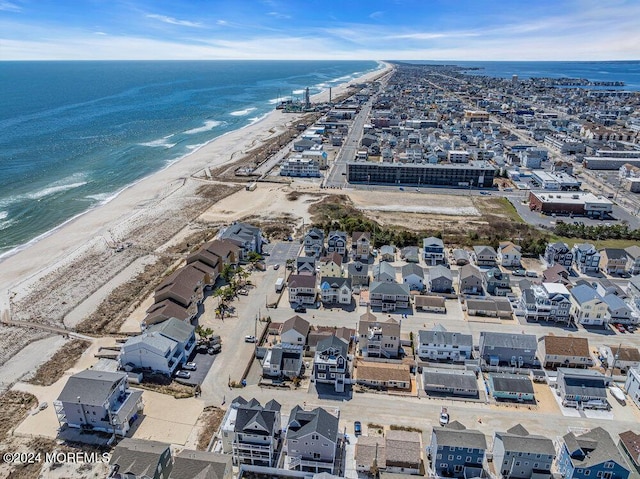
410, 60, 640, 90
0, 60, 381, 257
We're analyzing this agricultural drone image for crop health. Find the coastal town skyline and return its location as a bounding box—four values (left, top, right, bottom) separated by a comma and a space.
1, 0, 639, 61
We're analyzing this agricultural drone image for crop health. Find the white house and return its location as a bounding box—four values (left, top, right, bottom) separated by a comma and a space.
319, 277, 352, 305
402, 263, 425, 291
417, 324, 473, 362
120, 332, 182, 376
280, 315, 311, 346
497, 241, 522, 267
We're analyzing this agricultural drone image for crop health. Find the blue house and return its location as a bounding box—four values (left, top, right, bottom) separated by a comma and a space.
429, 421, 487, 478
557, 428, 630, 479
423, 237, 446, 266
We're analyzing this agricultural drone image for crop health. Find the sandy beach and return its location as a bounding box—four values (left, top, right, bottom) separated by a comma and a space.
0, 63, 392, 377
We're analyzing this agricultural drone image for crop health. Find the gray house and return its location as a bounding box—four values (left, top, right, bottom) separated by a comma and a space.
473, 245, 498, 266
231, 397, 282, 467
423, 237, 446, 265
402, 263, 425, 291
429, 265, 453, 293
314, 335, 349, 393
417, 324, 473, 362
304, 228, 325, 257
327, 231, 348, 256
430, 421, 487, 478
262, 344, 304, 379
297, 256, 316, 275
478, 332, 539, 367
372, 261, 397, 283
556, 368, 610, 410
401, 246, 420, 263
380, 245, 396, 262
459, 264, 484, 295
452, 249, 471, 266
348, 261, 370, 287
572, 243, 601, 274
220, 222, 262, 260
369, 281, 410, 311
285, 406, 340, 474
54, 369, 143, 437
484, 267, 511, 296
492, 424, 556, 479
545, 242, 573, 268
423, 368, 479, 397
603, 294, 634, 323
109, 438, 173, 479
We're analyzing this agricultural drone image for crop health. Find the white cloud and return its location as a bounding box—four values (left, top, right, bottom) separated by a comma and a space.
0, 1, 21, 12
94, 31, 107, 35
146, 13, 202, 28
369, 11, 384, 19
267, 11, 291, 20
216, 20, 228, 26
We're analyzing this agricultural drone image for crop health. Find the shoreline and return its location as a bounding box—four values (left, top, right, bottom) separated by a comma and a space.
0, 61, 392, 316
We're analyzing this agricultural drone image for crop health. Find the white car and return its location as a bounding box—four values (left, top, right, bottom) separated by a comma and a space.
439, 412, 450, 426
175, 370, 191, 379
245, 335, 257, 343
183, 362, 197, 371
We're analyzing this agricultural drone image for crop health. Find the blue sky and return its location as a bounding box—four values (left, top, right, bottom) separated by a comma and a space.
1, 0, 639, 60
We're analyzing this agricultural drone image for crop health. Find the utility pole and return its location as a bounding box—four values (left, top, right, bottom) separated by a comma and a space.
610, 343, 622, 377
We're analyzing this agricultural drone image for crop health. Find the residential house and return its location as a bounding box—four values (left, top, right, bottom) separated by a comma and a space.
120, 331, 183, 376
347, 261, 369, 288
380, 245, 396, 262
204, 239, 241, 267
149, 266, 206, 324
556, 368, 610, 410
144, 299, 192, 327
572, 243, 601, 274
428, 265, 453, 293
369, 282, 410, 312
385, 430, 422, 475
630, 276, 640, 309
358, 311, 401, 358
618, 431, 640, 474
625, 245, 640, 275
595, 278, 628, 300
423, 368, 479, 398
485, 268, 511, 296
493, 424, 555, 479
467, 298, 513, 319
498, 242, 522, 267
430, 421, 486, 479
423, 237, 446, 266
402, 263, 425, 291
314, 335, 349, 393
319, 276, 352, 305
520, 283, 572, 323
556, 428, 630, 479
417, 324, 473, 362
415, 295, 447, 313
545, 242, 574, 268
355, 436, 386, 474
569, 284, 609, 326
186, 243, 223, 284
488, 374, 535, 402
473, 245, 498, 266
304, 228, 325, 258
600, 346, 640, 373
353, 231, 372, 261
280, 315, 311, 346
108, 438, 172, 479
327, 231, 347, 257
146, 317, 196, 361
297, 256, 316, 275
307, 326, 353, 353
288, 274, 317, 306
452, 249, 471, 266
372, 262, 397, 283
401, 246, 420, 263
459, 264, 484, 295
354, 360, 412, 390
318, 253, 343, 278
262, 344, 304, 379
539, 335, 592, 369
542, 264, 570, 285
54, 369, 143, 437
624, 368, 640, 410
285, 406, 340, 474
600, 248, 629, 275
172, 450, 233, 479
220, 222, 262, 260
479, 332, 539, 368
228, 397, 282, 467
604, 294, 635, 324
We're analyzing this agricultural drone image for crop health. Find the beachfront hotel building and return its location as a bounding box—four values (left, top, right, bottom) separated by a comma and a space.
346, 161, 496, 188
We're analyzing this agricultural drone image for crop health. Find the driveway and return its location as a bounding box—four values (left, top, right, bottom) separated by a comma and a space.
264, 241, 302, 267
177, 351, 217, 386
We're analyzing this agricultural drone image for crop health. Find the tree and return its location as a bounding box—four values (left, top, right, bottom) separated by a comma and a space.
247, 251, 263, 264
195, 325, 214, 341
220, 264, 235, 283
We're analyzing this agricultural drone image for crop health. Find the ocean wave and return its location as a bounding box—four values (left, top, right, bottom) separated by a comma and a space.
26, 181, 88, 201
139, 135, 176, 148
184, 120, 223, 135
247, 113, 270, 125
268, 96, 292, 104
0, 210, 7, 221
292, 89, 305, 95
230, 107, 257, 117
0, 217, 15, 231
186, 143, 208, 151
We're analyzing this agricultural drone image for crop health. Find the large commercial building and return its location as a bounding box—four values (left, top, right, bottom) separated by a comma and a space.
531, 170, 581, 190
583, 157, 640, 171
529, 192, 613, 218
346, 161, 496, 188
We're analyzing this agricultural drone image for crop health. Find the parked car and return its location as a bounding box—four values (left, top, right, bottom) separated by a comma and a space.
354, 421, 362, 436
245, 335, 257, 343
238, 289, 249, 295
439, 411, 450, 426
294, 305, 307, 313
183, 362, 197, 371
210, 335, 222, 345
175, 370, 191, 379
208, 344, 221, 354
512, 269, 526, 276
525, 270, 538, 278
273, 264, 280, 270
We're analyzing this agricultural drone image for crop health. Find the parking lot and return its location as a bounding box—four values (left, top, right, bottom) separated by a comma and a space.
264, 240, 302, 267
177, 350, 218, 386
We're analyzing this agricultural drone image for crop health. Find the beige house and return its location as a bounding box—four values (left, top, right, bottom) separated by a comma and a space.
539, 335, 593, 369
352, 231, 372, 261
358, 310, 401, 358
354, 360, 411, 390
497, 241, 522, 267
318, 253, 343, 278
569, 284, 609, 326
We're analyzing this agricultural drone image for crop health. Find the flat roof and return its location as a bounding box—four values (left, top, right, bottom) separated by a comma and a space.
531, 191, 612, 205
